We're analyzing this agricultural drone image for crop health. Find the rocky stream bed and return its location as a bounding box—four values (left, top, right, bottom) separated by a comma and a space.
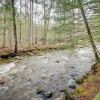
0, 46, 100, 100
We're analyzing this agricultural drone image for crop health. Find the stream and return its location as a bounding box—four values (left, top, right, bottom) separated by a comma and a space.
0, 45, 100, 100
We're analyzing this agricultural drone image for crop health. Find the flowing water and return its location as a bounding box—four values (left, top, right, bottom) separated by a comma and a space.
0, 46, 100, 100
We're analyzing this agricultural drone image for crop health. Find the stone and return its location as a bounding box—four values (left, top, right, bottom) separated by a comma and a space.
44, 91, 52, 98
67, 78, 76, 89
0, 75, 11, 84
36, 89, 42, 94
69, 85, 76, 89
55, 61, 60, 63
41, 74, 47, 79
27, 52, 33, 56
14, 56, 23, 60
60, 89, 75, 100
75, 78, 83, 84
9, 68, 18, 75
70, 67, 75, 69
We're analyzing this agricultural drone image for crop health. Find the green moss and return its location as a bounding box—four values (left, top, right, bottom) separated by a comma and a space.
93, 92, 100, 100
90, 87, 98, 93
88, 75, 96, 82
88, 75, 100, 83
73, 86, 84, 95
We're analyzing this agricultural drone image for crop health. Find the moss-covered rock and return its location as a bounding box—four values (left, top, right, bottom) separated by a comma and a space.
75, 78, 83, 84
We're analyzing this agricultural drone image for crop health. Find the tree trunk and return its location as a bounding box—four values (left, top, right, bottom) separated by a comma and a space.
78, 0, 99, 60
29, 0, 32, 47
3, 12, 6, 48
3, 3, 6, 48
31, 0, 34, 45
19, 0, 22, 44
11, 0, 18, 53
34, 1, 38, 44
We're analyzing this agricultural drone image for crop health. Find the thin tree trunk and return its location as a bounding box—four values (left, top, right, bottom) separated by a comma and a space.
3, 12, 6, 48
29, 0, 32, 47
11, 0, 18, 53
3, 3, 6, 48
43, 0, 46, 44
34, 2, 38, 44
31, 0, 34, 45
78, 0, 99, 60
19, 0, 22, 44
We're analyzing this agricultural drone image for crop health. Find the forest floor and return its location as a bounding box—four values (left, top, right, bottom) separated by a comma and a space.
74, 62, 100, 100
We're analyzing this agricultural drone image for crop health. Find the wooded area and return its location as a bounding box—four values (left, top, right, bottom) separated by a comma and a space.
0, 0, 100, 56
0, 0, 100, 100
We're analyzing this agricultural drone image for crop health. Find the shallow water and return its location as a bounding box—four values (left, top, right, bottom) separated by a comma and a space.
0, 46, 99, 100
0, 62, 15, 74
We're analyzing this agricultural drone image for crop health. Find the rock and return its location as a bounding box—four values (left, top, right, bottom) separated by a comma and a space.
9, 68, 18, 75
55, 61, 60, 63
41, 74, 47, 79
14, 56, 23, 60
67, 78, 76, 89
70, 67, 75, 69
69, 73, 79, 78
75, 78, 83, 84
27, 52, 33, 56
44, 91, 52, 98
36, 89, 43, 94
36, 89, 52, 99
69, 85, 76, 89
60, 89, 75, 100
0, 75, 11, 84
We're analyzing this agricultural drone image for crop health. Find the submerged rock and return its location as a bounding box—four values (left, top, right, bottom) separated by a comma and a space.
55, 60, 60, 63
69, 85, 76, 89
60, 89, 75, 100
36, 89, 52, 99
67, 77, 76, 89
44, 91, 52, 98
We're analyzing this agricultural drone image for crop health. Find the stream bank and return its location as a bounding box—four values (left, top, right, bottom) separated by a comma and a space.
74, 62, 100, 100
